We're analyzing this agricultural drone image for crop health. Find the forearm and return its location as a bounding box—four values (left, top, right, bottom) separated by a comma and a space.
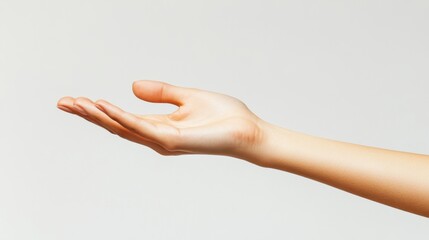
249, 121, 429, 217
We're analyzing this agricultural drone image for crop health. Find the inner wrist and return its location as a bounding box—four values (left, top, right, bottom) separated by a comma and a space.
243, 119, 290, 168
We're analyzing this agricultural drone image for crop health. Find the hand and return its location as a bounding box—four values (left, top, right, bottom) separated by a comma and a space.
57, 80, 266, 164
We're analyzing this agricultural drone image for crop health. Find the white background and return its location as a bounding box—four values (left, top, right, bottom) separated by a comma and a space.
1, 0, 428, 239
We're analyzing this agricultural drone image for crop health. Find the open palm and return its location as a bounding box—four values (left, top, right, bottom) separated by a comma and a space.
57, 80, 264, 160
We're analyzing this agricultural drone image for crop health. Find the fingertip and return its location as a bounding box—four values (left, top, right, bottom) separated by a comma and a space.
94, 99, 109, 106
72, 98, 90, 115
94, 103, 104, 112
132, 81, 140, 95
57, 96, 73, 106
73, 97, 86, 107
134, 79, 160, 83
132, 80, 166, 91
132, 80, 142, 86
57, 101, 73, 113
73, 97, 92, 109
132, 79, 151, 89
94, 99, 108, 111
57, 105, 74, 113
57, 96, 76, 113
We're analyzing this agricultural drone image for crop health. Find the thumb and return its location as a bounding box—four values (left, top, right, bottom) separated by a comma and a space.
132, 80, 191, 106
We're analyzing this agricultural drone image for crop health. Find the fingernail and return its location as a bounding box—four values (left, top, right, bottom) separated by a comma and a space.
57, 105, 73, 113
74, 105, 88, 116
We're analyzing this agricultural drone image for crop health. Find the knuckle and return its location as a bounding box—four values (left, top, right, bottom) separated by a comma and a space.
95, 99, 108, 106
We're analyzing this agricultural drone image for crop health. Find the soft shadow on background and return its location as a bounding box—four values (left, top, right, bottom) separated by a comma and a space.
1, 0, 428, 239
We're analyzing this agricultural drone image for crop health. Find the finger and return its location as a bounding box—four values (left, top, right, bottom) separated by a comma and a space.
74, 97, 151, 140
57, 96, 110, 129
73, 97, 154, 142
72, 97, 119, 134
57, 96, 76, 113
94, 99, 163, 143
58, 96, 97, 125
64, 97, 180, 155
132, 80, 193, 106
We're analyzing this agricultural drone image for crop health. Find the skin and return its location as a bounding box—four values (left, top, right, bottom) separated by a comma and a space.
57, 80, 429, 218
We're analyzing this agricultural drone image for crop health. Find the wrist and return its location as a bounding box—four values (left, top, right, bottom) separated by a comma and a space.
235, 118, 294, 168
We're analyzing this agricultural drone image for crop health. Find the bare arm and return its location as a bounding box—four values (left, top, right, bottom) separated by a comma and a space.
252, 122, 429, 217
57, 80, 429, 217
